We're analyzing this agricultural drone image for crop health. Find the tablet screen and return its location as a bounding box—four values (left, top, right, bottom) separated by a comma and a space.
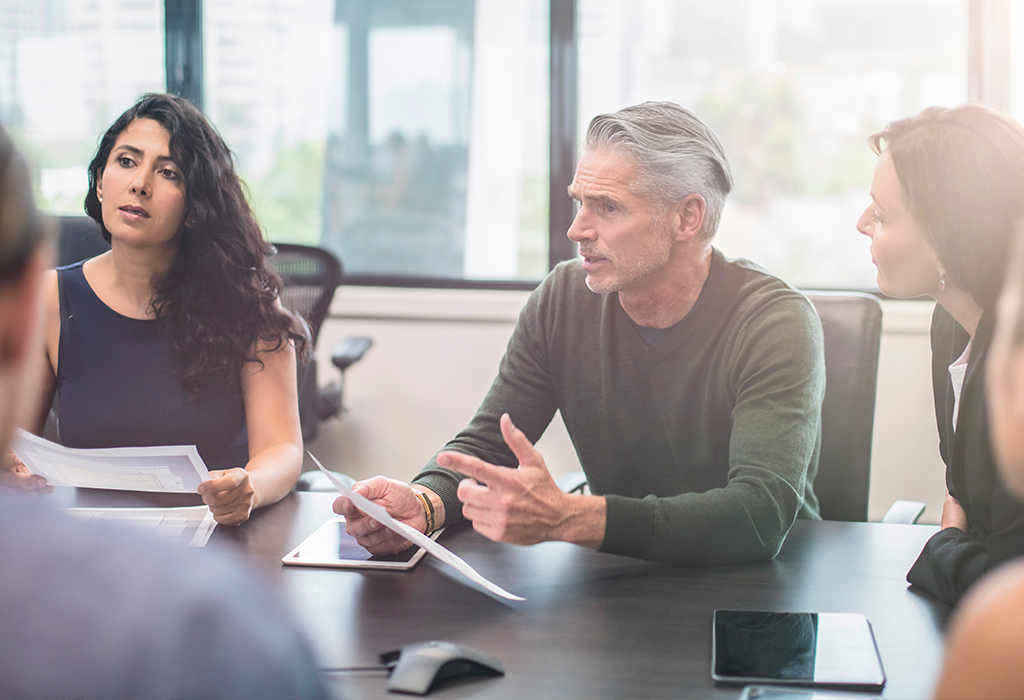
712, 610, 885, 690
282, 517, 440, 570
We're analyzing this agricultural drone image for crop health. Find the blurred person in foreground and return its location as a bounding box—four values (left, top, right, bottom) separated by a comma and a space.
335, 101, 826, 565
857, 104, 1024, 606
0, 125, 326, 699
932, 223, 1024, 699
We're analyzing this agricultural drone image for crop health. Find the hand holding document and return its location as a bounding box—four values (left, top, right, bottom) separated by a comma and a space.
311, 454, 525, 601
12, 429, 211, 493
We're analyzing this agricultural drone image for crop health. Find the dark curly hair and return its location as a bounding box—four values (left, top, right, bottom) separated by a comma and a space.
84, 93, 310, 397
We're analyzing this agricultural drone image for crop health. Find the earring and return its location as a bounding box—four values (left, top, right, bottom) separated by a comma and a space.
938, 269, 947, 292
98, 194, 103, 202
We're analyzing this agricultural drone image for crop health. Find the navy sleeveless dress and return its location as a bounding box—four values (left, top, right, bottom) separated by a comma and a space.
56, 261, 249, 471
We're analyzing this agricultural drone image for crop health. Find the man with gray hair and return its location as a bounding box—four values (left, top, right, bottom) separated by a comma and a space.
335, 101, 825, 565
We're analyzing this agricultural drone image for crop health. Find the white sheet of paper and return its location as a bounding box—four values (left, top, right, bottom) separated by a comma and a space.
64, 505, 217, 547
13, 429, 211, 493
311, 454, 525, 601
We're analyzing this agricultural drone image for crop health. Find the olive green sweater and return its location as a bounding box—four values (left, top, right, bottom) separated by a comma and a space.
414, 250, 825, 565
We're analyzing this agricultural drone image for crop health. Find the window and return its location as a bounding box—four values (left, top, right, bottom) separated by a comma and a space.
578, 0, 969, 291
203, 0, 551, 283
0, 1, 998, 290
0, 0, 166, 213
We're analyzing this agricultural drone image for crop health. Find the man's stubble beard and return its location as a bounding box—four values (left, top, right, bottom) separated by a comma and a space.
581, 225, 675, 295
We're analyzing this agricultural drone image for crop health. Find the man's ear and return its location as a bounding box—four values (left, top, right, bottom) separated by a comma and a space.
671, 193, 706, 243
0, 251, 45, 367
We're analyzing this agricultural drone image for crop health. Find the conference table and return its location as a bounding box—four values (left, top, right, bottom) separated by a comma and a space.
182, 491, 950, 699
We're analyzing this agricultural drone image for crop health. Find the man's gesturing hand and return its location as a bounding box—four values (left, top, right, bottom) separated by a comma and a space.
444, 413, 605, 548
332, 476, 426, 555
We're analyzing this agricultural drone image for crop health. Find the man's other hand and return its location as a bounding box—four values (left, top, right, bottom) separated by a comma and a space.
446, 413, 604, 548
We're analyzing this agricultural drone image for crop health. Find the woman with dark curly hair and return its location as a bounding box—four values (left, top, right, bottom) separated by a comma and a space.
3, 93, 309, 525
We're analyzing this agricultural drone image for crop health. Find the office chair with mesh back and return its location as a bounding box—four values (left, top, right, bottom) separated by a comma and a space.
269, 243, 372, 444
558, 291, 923, 524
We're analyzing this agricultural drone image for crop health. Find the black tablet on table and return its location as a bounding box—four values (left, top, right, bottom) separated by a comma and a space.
711, 610, 886, 691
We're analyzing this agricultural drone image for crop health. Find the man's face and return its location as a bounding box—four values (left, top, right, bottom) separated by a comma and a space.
567, 149, 675, 295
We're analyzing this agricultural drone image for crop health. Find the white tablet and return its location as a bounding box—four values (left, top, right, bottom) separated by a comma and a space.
282, 517, 442, 570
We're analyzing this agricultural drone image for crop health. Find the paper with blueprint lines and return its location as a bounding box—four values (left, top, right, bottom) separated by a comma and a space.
13, 429, 211, 493
65, 505, 217, 547
312, 454, 525, 601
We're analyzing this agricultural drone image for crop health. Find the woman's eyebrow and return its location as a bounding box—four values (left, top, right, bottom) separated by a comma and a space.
113, 144, 176, 164
113, 144, 144, 157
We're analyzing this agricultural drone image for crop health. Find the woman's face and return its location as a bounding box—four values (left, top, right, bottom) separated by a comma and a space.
987, 266, 1024, 499
95, 118, 187, 250
856, 150, 942, 298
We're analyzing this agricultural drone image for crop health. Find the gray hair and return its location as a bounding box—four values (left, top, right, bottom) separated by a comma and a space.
584, 101, 733, 240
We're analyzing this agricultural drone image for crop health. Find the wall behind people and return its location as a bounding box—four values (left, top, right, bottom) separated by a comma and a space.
309, 286, 946, 524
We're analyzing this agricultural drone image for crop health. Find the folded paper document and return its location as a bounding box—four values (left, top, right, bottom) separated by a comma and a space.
65, 505, 217, 547
13, 430, 211, 493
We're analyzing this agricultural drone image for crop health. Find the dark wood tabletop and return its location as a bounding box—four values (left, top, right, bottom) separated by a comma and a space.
199, 492, 950, 699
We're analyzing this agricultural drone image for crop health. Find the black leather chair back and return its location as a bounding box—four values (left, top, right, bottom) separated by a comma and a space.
806, 292, 883, 521
58, 216, 109, 266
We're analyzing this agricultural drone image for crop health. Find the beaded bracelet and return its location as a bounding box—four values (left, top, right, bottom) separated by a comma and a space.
412, 489, 436, 535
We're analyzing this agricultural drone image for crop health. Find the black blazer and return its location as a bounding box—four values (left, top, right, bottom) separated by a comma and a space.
907, 305, 1024, 605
